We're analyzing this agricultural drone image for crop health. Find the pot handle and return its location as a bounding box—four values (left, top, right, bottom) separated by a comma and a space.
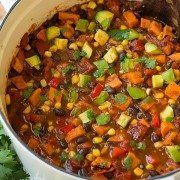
1, 0, 16, 13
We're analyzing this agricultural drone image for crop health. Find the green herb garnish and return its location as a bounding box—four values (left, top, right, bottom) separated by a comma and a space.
61, 64, 75, 75
137, 57, 156, 69
123, 155, 133, 170
22, 87, 34, 99
74, 50, 87, 60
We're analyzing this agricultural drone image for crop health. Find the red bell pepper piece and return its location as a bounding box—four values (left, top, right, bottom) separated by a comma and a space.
49, 77, 61, 88
152, 113, 160, 128
110, 147, 127, 158
60, 124, 74, 134
90, 83, 104, 99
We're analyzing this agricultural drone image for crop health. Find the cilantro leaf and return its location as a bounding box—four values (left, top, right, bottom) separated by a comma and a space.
108, 29, 130, 41
137, 57, 156, 69
123, 155, 133, 170
40, 94, 48, 103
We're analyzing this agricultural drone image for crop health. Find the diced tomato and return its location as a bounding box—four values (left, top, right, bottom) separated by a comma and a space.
110, 147, 127, 158
152, 113, 160, 128
90, 83, 104, 99
49, 77, 61, 88
60, 124, 74, 134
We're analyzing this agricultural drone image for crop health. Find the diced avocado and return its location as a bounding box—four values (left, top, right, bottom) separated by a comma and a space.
127, 87, 147, 100
94, 91, 109, 105
114, 93, 128, 104
46, 26, 60, 40
88, 22, 96, 32
94, 29, 109, 46
120, 58, 134, 72
128, 30, 139, 40
160, 105, 174, 122
145, 42, 162, 54
78, 109, 94, 123
166, 145, 180, 162
162, 68, 176, 84
75, 19, 89, 33
54, 38, 68, 50
94, 59, 109, 70
78, 74, 91, 87
104, 47, 118, 64
25, 55, 41, 70
152, 75, 163, 88
96, 113, 110, 125
82, 42, 93, 59
117, 113, 131, 128
93, 69, 106, 78
95, 10, 114, 30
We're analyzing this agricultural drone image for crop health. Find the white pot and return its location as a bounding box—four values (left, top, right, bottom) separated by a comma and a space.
0, 0, 179, 179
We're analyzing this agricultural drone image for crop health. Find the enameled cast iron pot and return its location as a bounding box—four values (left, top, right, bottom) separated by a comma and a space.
0, 0, 179, 179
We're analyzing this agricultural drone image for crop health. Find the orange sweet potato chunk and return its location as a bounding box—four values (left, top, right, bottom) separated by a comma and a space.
29, 88, 42, 106
140, 18, 151, 29
123, 10, 139, 28
11, 75, 27, 90
148, 21, 162, 36
106, 74, 122, 89
165, 82, 180, 100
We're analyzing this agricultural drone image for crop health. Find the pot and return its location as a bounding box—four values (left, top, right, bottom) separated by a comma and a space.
0, 0, 179, 179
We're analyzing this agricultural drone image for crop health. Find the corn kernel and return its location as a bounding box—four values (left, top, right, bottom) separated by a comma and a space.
116, 44, 124, 53
107, 128, 116, 136
49, 45, 57, 53
96, 76, 105, 82
53, 70, 61, 78
154, 141, 163, 149
69, 43, 79, 51
55, 102, 61, 109
157, 32, 164, 40
93, 42, 99, 47
44, 100, 52, 106
48, 126, 54, 132
55, 148, 60, 153
41, 105, 50, 112
72, 74, 80, 84
5, 94, 11, 105
92, 149, 101, 157
20, 124, 29, 133
97, 0, 104, 4
44, 51, 52, 57
27, 80, 34, 87
127, 53, 132, 58
168, 99, 176, 105
23, 106, 31, 114
174, 69, 180, 81
67, 103, 74, 110
146, 164, 154, 170
120, 25, 127, 30
48, 121, 53, 126
121, 39, 129, 46
93, 137, 103, 144
86, 153, 94, 161
98, 101, 111, 110
156, 66, 162, 71
76, 41, 83, 47
138, 34, 145, 40
131, 119, 138, 125
81, 4, 87, 10
40, 79, 47, 87
134, 167, 143, 176
69, 151, 76, 158
154, 92, 164, 99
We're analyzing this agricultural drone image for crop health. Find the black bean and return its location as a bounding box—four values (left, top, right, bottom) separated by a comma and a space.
151, 132, 161, 143
119, 51, 126, 61
127, 106, 139, 118
52, 51, 61, 61
77, 148, 89, 156
166, 61, 173, 69
83, 123, 91, 132
104, 171, 115, 179
78, 168, 88, 177
103, 134, 109, 141
105, 86, 116, 94
54, 108, 66, 116
76, 136, 88, 144
51, 13, 59, 23
149, 170, 160, 177
34, 108, 43, 115
74, 30, 81, 38
78, 9, 88, 19
173, 104, 180, 117
59, 139, 68, 149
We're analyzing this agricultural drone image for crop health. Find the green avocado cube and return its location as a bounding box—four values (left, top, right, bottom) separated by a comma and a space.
75, 19, 89, 33
162, 68, 176, 84
78, 109, 94, 123
82, 42, 93, 59
78, 74, 91, 87
166, 145, 180, 162
46, 26, 60, 40
152, 75, 163, 88
160, 105, 174, 122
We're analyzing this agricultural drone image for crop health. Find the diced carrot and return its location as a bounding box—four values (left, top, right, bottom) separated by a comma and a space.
29, 88, 42, 106
140, 18, 151, 29
115, 96, 132, 111
168, 53, 180, 61
106, 74, 122, 89
128, 152, 140, 169
65, 125, 85, 143
148, 21, 162, 36
43, 143, 55, 156
121, 71, 144, 84
61, 24, 75, 39
153, 54, 166, 64
12, 57, 23, 73
123, 10, 139, 28
92, 124, 110, 136
163, 131, 178, 146
37, 29, 47, 41
165, 82, 180, 100
163, 25, 173, 39
162, 44, 172, 55
11, 75, 27, 90
161, 122, 175, 137
48, 87, 62, 102
91, 157, 111, 168
59, 12, 80, 22
28, 137, 39, 150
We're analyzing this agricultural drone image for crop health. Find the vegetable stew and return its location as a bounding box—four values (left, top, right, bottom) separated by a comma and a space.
6, 0, 180, 179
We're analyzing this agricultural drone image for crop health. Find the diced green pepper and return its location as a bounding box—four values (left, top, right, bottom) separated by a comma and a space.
88, 22, 96, 32
60, 151, 68, 163
123, 154, 133, 170
128, 30, 140, 40
78, 109, 94, 124
25, 55, 41, 70
82, 42, 93, 59
46, 26, 60, 40
75, 19, 89, 32
78, 74, 91, 87
127, 87, 147, 99
166, 145, 180, 162
69, 88, 78, 103
117, 113, 131, 128
96, 113, 110, 125
160, 105, 174, 122
120, 57, 134, 72
162, 68, 176, 84
94, 91, 109, 105
94, 59, 109, 70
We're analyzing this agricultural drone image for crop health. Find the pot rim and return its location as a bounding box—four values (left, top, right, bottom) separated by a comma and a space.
0, 0, 179, 179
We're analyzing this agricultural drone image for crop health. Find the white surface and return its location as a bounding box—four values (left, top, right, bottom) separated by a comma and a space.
1, 0, 16, 12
